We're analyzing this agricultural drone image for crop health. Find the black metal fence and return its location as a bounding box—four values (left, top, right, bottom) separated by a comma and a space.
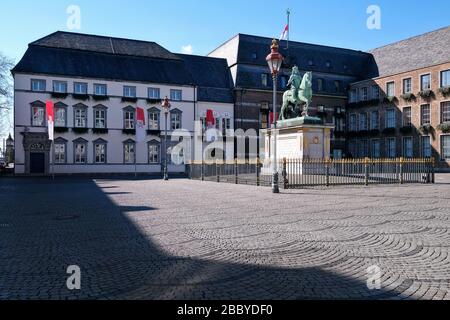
187, 158, 435, 188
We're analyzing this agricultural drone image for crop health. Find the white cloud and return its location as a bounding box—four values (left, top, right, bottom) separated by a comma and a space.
181, 44, 194, 55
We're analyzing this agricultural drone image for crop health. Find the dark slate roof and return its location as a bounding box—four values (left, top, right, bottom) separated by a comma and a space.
13, 45, 194, 86
236, 34, 374, 78
368, 25, 450, 78
30, 31, 181, 60
13, 31, 234, 103
177, 54, 234, 103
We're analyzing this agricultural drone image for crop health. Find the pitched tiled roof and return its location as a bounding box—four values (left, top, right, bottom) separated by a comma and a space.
368, 26, 450, 78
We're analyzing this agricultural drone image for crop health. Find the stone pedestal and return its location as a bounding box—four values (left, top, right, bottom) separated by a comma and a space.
263, 118, 334, 162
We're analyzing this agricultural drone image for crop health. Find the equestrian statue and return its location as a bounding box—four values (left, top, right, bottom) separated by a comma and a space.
279, 66, 313, 121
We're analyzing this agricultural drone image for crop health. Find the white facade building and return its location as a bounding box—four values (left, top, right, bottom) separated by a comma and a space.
12, 32, 235, 175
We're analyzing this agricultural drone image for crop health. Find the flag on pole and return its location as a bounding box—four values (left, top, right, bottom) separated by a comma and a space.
279, 24, 289, 41
46, 101, 54, 141
136, 106, 146, 143
269, 111, 279, 125
205, 109, 217, 142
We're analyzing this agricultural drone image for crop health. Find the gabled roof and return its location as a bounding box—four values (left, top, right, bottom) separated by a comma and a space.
368, 25, 450, 78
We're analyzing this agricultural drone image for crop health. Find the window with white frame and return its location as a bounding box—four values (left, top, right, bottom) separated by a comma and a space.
441, 135, 450, 160
54, 141, 66, 164
94, 141, 107, 164
94, 107, 107, 129
403, 78, 412, 94
403, 107, 412, 126
349, 114, 357, 131
74, 141, 87, 164
359, 113, 368, 131
74, 82, 88, 94
170, 89, 182, 101
94, 84, 107, 96
441, 70, 450, 87
371, 139, 381, 158
124, 141, 135, 164
403, 137, 413, 158
31, 79, 46, 92
421, 74, 431, 91
386, 138, 396, 158
370, 110, 379, 130
421, 104, 431, 125
372, 85, 379, 100
441, 101, 450, 123
74, 106, 87, 128
123, 86, 136, 98
148, 109, 160, 130
54, 105, 66, 127
421, 136, 431, 158
53, 81, 67, 93
148, 88, 160, 99
31, 103, 45, 126
386, 81, 395, 97
170, 110, 182, 130
124, 108, 135, 129
360, 87, 368, 101
148, 142, 160, 164
385, 109, 396, 128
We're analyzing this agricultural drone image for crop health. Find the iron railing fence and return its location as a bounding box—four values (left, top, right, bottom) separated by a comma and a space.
187, 158, 435, 189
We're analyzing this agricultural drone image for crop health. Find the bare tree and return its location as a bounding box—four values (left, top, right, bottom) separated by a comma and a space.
0, 52, 14, 142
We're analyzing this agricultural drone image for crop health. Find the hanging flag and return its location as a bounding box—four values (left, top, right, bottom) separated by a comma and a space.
279, 24, 289, 41
205, 109, 217, 142
136, 107, 146, 143
46, 101, 54, 141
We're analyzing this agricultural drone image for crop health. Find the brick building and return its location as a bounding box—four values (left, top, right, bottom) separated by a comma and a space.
346, 26, 450, 169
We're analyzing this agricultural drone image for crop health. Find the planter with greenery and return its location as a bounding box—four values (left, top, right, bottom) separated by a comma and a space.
382, 127, 396, 135
92, 128, 109, 134
122, 129, 136, 135
419, 124, 433, 134
122, 97, 138, 103
383, 96, 397, 103
51, 92, 69, 99
147, 98, 162, 104
72, 93, 90, 101
147, 129, 161, 136
400, 93, 415, 101
72, 128, 89, 134
54, 127, 69, 133
399, 126, 413, 134
418, 90, 433, 99
439, 86, 450, 96
92, 95, 109, 101
437, 122, 450, 133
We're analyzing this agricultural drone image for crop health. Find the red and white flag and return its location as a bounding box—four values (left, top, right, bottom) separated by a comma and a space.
46, 101, 54, 141
279, 24, 289, 41
205, 109, 217, 142
136, 106, 146, 143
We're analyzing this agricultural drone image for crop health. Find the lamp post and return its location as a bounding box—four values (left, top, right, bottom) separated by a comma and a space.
266, 39, 284, 193
162, 96, 171, 180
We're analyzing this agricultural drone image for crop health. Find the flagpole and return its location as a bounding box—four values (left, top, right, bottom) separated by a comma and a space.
52, 141, 55, 180
287, 8, 290, 50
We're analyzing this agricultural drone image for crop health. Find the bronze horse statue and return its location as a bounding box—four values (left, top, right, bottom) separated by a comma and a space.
279, 70, 313, 120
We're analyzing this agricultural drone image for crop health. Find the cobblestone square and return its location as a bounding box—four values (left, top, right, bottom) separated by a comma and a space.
1, 175, 450, 300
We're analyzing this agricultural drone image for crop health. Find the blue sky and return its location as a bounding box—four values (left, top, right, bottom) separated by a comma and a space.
0, 0, 449, 63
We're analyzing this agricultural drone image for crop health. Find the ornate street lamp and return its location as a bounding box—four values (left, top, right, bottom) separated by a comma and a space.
162, 96, 171, 181
266, 39, 284, 193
